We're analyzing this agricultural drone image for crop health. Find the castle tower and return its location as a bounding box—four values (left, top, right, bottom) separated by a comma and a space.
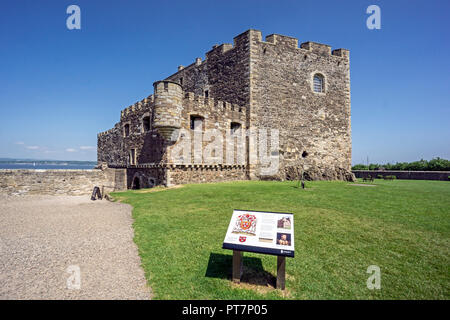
98, 29, 354, 187
152, 80, 183, 140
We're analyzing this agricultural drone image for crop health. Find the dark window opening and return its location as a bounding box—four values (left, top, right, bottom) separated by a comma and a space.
132, 177, 140, 189
302, 151, 308, 158
180, 77, 183, 85
142, 116, 150, 132
204, 90, 209, 98
230, 122, 242, 134
124, 123, 130, 137
190, 115, 203, 131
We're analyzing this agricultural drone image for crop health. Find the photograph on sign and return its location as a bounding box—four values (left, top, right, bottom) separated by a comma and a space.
222, 210, 295, 257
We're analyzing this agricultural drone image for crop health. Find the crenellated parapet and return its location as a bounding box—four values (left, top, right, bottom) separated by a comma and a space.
120, 95, 154, 120
265, 33, 298, 48
260, 33, 348, 59
206, 43, 235, 58
331, 48, 349, 59
197, 30, 349, 63
98, 29, 353, 186
118, 85, 246, 128
182, 93, 246, 120
97, 124, 120, 137
300, 41, 331, 56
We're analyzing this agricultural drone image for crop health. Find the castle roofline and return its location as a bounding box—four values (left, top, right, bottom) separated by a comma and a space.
153, 80, 181, 87
301, 41, 331, 48
233, 28, 261, 39
265, 33, 298, 40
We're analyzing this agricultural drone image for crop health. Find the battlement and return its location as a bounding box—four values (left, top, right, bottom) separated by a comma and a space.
205, 29, 261, 59
207, 43, 234, 56
167, 29, 349, 86
300, 41, 331, 55
220, 29, 348, 60
183, 92, 245, 114
153, 80, 182, 93
119, 84, 246, 122
251, 30, 348, 58
120, 95, 153, 119
120, 29, 347, 124
265, 34, 299, 48
98, 123, 120, 137
168, 56, 205, 77
331, 48, 349, 58
98, 29, 352, 185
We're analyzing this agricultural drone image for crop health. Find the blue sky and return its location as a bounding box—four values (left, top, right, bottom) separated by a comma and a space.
0, 0, 448, 163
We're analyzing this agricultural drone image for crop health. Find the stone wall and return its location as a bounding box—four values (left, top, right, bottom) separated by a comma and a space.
167, 165, 247, 185
353, 170, 450, 181
98, 87, 247, 168
249, 31, 352, 180
123, 165, 247, 189
126, 167, 167, 189
104, 95, 167, 165
97, 123, 127, 166
169, 92, 246, 164
97, 29, 354, 187
165, 29, 353, 181
165, 30, 252, 107
0, 168, 127, 196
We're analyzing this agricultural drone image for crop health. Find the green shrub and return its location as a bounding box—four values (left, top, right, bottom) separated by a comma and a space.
352, 158, 450, 171
352, 164, 368, 170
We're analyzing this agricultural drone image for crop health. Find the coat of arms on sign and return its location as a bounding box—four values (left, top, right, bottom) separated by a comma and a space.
232, 214, 257, 236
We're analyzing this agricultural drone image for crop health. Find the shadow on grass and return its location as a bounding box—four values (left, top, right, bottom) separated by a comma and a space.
205, 252, 276, 288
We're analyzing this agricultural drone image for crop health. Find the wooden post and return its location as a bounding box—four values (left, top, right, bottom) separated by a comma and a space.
232, 250, 243, 283
276, 255, 286, 290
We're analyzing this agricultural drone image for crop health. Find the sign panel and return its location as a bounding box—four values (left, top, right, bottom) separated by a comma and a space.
222, 209, 295, 257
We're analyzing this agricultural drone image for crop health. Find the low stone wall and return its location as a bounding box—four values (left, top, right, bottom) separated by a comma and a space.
127, 167, 167, 189
167, 165, 247, 185
124, 165, 248, 188
352, 170, 450, 181
0, 168, 127, 196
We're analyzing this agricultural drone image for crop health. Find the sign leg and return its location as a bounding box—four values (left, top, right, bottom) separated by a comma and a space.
277, 255, 286, 290
232, 250, 243, 283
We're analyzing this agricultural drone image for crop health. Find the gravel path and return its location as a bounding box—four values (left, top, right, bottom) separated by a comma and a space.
0, 195, 151, 299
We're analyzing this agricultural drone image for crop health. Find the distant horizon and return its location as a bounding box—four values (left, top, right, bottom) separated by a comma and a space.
0, 157, 97, 163
0, 156, 449, 167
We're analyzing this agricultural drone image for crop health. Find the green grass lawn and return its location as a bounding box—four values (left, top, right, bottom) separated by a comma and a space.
112, 179, 450, 299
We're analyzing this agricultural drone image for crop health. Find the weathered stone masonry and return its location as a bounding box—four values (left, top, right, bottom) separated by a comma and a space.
98, 29, 354, 188
0, 167, 126, 196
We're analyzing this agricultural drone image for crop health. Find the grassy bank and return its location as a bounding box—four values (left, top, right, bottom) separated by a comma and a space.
112, 179, 450, 299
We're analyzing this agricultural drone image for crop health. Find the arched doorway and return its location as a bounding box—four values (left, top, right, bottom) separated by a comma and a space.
132, 176, 140, 190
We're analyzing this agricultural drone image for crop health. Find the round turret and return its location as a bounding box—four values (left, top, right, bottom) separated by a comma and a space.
153, 80, 183, 141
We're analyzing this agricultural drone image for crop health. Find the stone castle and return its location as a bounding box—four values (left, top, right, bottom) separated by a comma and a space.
97, 29, 354, 189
